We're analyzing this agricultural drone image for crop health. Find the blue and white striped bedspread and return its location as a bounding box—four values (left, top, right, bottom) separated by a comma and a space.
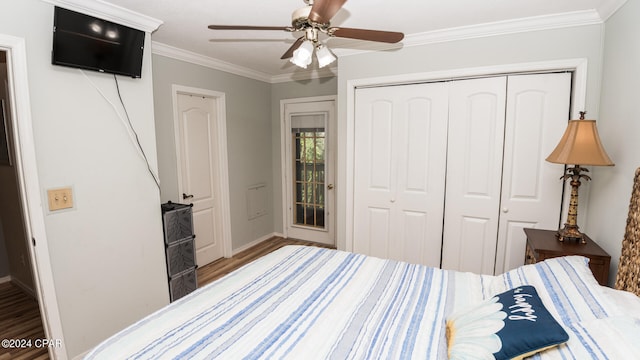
85, 245, 636, 359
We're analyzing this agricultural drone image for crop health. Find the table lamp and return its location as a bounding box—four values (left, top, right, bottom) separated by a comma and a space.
545, 111, 614, 243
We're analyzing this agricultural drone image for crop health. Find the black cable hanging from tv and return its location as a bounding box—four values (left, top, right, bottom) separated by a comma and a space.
113, 74, 161, 192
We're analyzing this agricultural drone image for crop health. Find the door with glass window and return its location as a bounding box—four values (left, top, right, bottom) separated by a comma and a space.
282, 99, 335, 245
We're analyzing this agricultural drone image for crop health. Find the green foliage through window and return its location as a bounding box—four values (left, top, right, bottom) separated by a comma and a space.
293, 128, 325, 228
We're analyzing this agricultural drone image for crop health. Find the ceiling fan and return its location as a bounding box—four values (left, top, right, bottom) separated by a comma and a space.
208, 0, 404, 69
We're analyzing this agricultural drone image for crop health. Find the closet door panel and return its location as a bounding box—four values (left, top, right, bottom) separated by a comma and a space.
442, 76, 507, 274
495, 73, 571, 273
461, 94, 502, 196
367, 207, 391, 259
398, 210, 429, 265
404, 99, 432, 192
455, 216, 495, 273
354, 83, 448, 267
369, 101, 394, 190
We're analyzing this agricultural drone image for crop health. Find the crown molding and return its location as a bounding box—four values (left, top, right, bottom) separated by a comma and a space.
151, 42, 273, 83
42, 0, 162, 32
407, 9, 603, 45
335, 9, 604, 58
156, 9, 601, 83
152, 41, 336, 84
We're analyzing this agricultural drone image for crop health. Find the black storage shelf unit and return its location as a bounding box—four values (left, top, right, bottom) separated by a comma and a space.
161, 201, 197, 302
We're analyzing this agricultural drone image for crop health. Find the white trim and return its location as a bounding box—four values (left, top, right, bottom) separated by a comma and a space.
0, 34, 68, 359
152, 42, 336, 84
407, 10, 601, 46
10, 275, 36, 298
155, 42, 272, 83
171, 85, 233, 259
231, 232, 280, 256
0, 276, 37, 297
42, 0, 162, 32
335, 10, 603, 57
280, 96, 337, 246
344, 58, 588, 253
153, 10, 599, 83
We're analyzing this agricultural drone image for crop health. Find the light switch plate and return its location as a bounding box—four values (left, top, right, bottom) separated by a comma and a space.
47, 187, 74, 211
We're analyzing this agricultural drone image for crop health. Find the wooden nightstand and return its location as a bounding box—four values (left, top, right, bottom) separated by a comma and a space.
524, 228, 611, 286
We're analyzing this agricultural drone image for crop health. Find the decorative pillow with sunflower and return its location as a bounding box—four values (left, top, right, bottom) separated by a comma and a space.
446, 285, 569, 360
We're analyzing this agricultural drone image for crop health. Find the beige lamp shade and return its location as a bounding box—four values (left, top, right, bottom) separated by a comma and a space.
546, 119, 614, 166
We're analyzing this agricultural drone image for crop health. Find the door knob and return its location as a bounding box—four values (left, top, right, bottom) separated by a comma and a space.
182, 193, 194, 200
502, 207, 509, 213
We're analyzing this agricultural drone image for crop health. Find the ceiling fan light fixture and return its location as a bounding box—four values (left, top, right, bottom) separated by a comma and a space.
290, 39, 314, 68
316, 44, 336, 68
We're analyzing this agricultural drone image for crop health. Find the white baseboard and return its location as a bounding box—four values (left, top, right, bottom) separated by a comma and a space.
0, 275, 36, 298
231, 232, 284, 256
10, 276, 36, 298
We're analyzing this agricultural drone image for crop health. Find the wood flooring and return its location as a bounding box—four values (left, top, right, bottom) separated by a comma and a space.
0, 282, 48, 360
197, 236, 335, 286
0, 237, 333, 360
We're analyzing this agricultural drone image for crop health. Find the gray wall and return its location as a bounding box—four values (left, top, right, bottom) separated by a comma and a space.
0, 1, 169, 357
152, 54, 337, 249
336, 24, 606, 252
152, 54, 274, 250
589, 0, 640, 284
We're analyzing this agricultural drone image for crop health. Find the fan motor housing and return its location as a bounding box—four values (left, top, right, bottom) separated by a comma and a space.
291, 5, 313, 28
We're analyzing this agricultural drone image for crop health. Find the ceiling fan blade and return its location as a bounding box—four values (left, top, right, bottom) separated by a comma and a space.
281, 37, 305, 59
330, 27, 404, 43
208, 25, 290, 31
308, 0, 347, 24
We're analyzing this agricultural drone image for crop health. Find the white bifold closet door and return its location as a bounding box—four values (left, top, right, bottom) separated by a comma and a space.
495, 73, 571, 273
353, 73, 571, 274
440, 77, 507, 274
353, 82, 449, 267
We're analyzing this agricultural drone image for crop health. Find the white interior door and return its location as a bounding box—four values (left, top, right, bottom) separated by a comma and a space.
353, 83, 448, 266
176, 93, 223, 266
283, 99, 335, 245
441, 77, 507, 274
494, 73, 571, 273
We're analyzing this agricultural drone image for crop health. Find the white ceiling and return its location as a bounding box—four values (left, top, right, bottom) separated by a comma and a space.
102, 0, 626, 81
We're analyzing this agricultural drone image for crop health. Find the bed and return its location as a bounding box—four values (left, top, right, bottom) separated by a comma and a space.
85, 168, 640, 360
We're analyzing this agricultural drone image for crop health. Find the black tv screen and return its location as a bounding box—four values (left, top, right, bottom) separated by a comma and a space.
52, 7, 145, 78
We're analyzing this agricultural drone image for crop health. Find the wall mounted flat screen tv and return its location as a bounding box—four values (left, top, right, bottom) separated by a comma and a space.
52, 7, 145, 78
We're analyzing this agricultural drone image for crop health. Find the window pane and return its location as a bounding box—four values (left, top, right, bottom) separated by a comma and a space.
295, 204, 304, 224
296, 162, 304, 181
316, 207, 325, 227
315, 137, 325, 161
291, 127, 327, 229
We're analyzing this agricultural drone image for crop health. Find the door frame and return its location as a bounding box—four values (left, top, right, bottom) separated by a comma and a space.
280, 95, 336, 245
343, 59, 588, 252
1, 34, 67, 358
171, 85, 233, 258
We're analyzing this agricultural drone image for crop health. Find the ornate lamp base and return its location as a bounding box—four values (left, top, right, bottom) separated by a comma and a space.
556, 224, 586, 243
556, 164, 590, 244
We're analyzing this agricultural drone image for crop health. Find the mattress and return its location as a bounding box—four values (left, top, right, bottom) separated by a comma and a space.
85, 245, 639, 359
